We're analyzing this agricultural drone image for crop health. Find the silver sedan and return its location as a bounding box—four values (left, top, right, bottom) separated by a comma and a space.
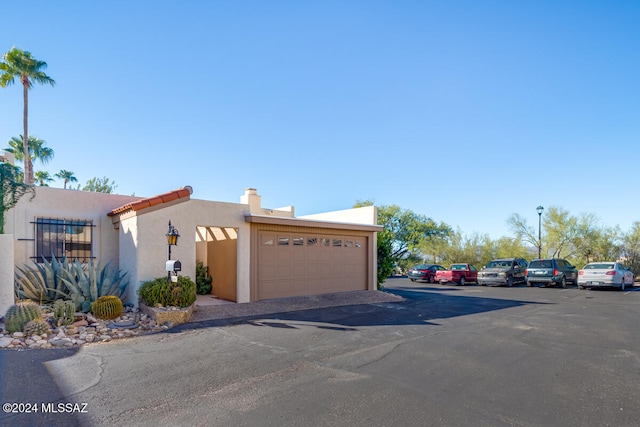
577, 262, 635, 290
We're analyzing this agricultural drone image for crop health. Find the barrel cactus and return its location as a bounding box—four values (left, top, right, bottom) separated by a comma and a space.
53, 299, 76, 326
23, 319, 50, 337
4, 301, 43, 333
91, 295, 123, 320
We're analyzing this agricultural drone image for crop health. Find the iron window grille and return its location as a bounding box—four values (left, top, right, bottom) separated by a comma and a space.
33, 218, 94, 262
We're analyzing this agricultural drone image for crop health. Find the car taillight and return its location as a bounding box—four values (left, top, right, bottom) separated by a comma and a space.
578, 270, 584, 275
553, 269, 559, 276
525, 269, 528, 276
606, 271, 616, 276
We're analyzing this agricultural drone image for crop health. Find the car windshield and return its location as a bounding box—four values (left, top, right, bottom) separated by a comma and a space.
529, 260, 552, 268
584, 263, 614, 270
413, 264, 432, 270
486, 260, 511, 268
450, 264, 466, 270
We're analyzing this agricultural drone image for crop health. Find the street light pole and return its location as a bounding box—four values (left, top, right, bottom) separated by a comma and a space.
536, 206, 544, 258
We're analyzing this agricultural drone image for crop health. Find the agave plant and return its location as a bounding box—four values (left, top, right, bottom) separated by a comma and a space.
14, 256, 71, 303
14, 256, 128, 312
60, 259, 128, 312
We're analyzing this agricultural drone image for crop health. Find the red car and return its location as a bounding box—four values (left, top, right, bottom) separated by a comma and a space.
435, 263, 478, 285
408, 264, 446, 283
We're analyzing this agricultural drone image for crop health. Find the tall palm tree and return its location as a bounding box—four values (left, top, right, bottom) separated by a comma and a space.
6, 135, 54, 178
34, 170, 54, 186
55, 169, 77, 189
0, 47, 55, 184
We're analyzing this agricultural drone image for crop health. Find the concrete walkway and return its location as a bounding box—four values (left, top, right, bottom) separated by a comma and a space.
191, 290, 404, 323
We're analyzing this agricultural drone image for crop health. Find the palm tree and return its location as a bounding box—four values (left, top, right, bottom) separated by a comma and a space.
34, 170, 54, 186
0, 47, 55, 184
6, 135, 54, 178
55, 169, 77, 189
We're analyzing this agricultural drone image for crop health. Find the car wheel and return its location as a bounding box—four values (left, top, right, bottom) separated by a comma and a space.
560, 277, 566, 289
459, 277, 465, 286
428, 275, 435, 284
621, 279, 626, 291
579, 285, 585, 290
527, 281, 533, 287
507, 276, 513, 287
410, 278, 416, 282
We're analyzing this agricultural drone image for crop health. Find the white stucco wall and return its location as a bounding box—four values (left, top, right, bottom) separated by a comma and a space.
298, 206, 378, 225
5, 186, 381, 309
119, 198, 252, 305
0, 235, 14, 316
6, 187, 141, 271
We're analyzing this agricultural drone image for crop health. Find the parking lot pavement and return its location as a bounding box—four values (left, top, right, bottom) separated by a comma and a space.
3, 279, 640, 427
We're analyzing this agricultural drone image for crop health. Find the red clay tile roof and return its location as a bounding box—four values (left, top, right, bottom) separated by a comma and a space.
108, 186, 192, 217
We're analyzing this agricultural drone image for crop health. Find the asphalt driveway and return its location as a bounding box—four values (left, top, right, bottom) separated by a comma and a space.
2, 279, 640, 427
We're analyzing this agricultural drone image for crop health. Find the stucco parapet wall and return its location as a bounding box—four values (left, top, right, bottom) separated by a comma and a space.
244, 214, 383, 232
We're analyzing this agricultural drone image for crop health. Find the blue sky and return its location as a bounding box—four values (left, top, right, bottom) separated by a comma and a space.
1, 1, 638, 239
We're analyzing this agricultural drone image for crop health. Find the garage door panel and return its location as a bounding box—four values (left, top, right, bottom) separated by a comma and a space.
259, 265, 278, 279
258, 231, 368, 300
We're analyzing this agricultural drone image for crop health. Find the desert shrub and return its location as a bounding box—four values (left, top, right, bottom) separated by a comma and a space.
91, 295, 123, 320
14, 256, 128, 312
61, 259, 128, 312
4, 301, 43, 333
138, 276, 196, 308
195, 260, 212, 295
14, 256, 70, 304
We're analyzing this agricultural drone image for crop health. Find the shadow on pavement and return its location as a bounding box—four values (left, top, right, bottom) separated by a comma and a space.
0, 347, 84, 427
169, 287, 548, 333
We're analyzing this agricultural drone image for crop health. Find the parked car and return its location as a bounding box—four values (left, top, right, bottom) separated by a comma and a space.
525, 258, 578, 288
477, 257, 528, 287
408, 264, 446, 283
435, 263, 478, 285
577, 262, 635, 291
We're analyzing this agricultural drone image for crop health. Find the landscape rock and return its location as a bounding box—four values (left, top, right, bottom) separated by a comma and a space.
0, 305, 160, 351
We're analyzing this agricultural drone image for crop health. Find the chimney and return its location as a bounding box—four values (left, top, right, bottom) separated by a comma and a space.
241, 188, 262, 213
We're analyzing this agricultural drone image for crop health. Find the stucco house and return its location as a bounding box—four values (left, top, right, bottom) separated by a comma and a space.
1, 184, 381, 314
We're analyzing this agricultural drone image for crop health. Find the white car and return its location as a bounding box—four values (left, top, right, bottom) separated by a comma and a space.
577, 262, 635, 291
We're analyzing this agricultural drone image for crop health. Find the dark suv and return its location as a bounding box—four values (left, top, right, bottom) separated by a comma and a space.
525, 258, 578, 288
477, 257, 528, 287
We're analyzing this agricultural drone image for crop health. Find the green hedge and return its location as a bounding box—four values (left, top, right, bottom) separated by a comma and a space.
138, 276, 196, 308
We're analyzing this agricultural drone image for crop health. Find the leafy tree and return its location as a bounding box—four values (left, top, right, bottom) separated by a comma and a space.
376, 231, 395, 287
34, 170, 54, 186
0, 47, 55, 184
507, 206, 623, 269
506, 212, 541, 254
421, 229, 530, 269
493, 236, 532, 261
621, 222, 640, 275
581, 226, 621, 265
507, 206, 600, 261
83, 176, 117, 193
5, 135, 54, 179
354, 200, 451, 286
55, 169, 77, 189
0, 162, 34, 233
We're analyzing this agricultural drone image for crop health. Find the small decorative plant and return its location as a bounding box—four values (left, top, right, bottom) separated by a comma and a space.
4, 301, 43, 333
14, 256, 128, 312
138, 276, 196, 308
23, 319, 50, 336
91, 295, 123, 320
195, 260, 212, 295
53, 299, 75, 326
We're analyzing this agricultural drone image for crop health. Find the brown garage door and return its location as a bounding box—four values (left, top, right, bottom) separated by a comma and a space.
257, 231, 368, 300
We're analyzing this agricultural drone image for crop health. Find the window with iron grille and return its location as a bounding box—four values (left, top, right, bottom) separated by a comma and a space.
34, 218, 94, 262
